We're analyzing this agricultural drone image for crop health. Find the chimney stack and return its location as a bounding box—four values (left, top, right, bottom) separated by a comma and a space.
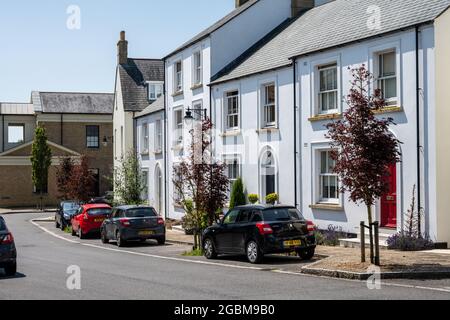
117, 31, 128, 65
291, 0, 315, 17
235, 0, 250, 8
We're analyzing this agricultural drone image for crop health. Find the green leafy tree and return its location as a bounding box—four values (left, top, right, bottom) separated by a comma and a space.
68, 155, 95, 202
31, 126, 52, 210
248, 194, 259, 204
229, 177, 246, 209
114, 150, 146, 205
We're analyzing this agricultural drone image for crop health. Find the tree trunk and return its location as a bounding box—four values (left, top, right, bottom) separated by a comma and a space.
367, 205, 374, 264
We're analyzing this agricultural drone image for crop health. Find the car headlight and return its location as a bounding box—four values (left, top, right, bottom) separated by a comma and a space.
64, 214, 70, 219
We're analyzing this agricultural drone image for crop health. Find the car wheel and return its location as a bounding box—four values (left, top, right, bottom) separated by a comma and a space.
101, 229, 109, 244
71, 226, 77, 236
246, 240, 263, 264
79, 228, 85, 240
298, 248, 315, 260
157, 236, 166, 245
116, 231, 126, 247
203, 238, 217, 259
4, 261, 17, 277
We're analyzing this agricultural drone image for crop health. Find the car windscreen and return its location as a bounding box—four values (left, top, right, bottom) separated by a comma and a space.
63, 202, 79, 211
87, 208, 112, 216
125, 208, 157, 218
0, 218, 5, 231
262, 208, 303, 221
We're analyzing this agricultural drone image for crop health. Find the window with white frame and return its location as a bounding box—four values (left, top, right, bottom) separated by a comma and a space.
192, 100, 203, 121
319, 150, 339, 203
173, 165, 183, 204
318, 63, 338, 114
174, 108, 184, 145
262, 83, 276, 127
226, 158, 240, 193
141, 123, 149, 154
225, 90, 239, 130
193, 51, 202, 86
8, 124, 24, 144
148, 82, 163, 101
377, 51, 397, 105
141, 170, 149, 202
155, 119, 162, 153
174, 61, 183, 93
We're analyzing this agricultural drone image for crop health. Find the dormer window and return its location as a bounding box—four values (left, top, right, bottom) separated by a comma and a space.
148, 82, 163, 102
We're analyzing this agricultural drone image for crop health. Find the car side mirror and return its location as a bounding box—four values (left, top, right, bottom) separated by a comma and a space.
215, 219, 222, 225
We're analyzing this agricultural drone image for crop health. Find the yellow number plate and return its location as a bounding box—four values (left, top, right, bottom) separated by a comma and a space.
95, 219, 104, 223
139, 231, 155, 236
284, 240, 301, 247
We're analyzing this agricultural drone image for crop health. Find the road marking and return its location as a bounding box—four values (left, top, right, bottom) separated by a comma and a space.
30, 218, 450, 294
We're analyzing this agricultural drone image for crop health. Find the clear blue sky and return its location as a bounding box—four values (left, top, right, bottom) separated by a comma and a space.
0, 0, 234, 102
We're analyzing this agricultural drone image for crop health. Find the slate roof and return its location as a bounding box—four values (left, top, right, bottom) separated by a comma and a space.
164, 0, 259, 59
34, 92, 114, 114
212, 0, 450, 84
135, 95, 165, 118
118, 58, 164, 112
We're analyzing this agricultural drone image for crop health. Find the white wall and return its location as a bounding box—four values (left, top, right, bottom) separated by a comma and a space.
210, 0, 292, 76
297, 28, 437, 238
211, 67, 295, 207
136, 111, 166, 217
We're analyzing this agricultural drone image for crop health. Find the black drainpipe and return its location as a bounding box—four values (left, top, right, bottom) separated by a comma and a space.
292, 57, 298, 208
163, 61, 169, 219
1, 114, 4, 152
415, 25, 422, 234
60, 114, 64, 145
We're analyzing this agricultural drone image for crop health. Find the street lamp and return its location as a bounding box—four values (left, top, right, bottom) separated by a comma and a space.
184, 106, 207, 125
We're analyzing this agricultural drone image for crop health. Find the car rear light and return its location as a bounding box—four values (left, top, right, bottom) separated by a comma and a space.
157, 217, 165, 225
1, 233, 14, 245
120, 219, 131, 227
306, 221, 316, 234
256, 223, 273, 235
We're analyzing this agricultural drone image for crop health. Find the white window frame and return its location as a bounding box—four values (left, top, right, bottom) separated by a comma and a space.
148, 81, 163, 101
154, 119, 162, 153
174, 60, 183, 93
318, 150, 339, 204
192, 50, 202, 86
317, 63, 338, 114
311, 55, 341, 117
224, 90, 240, 131
173, 164, 183, 205
173, 108, 184, 146
140, 122, 149, 155
141, 169, 149, 202
261, 82, 277, 128
223, 155, 241, 196
192, 99, 203, 121
376, 50, 397, 106
369, 41, 401, 108
7, 123, 25, 144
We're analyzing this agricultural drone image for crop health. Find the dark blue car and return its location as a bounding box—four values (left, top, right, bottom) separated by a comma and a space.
0, 216, 17, 276
101, 206, 166, 247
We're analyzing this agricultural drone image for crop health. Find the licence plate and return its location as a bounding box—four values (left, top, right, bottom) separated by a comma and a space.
283, 240, 301, 247
139, 230, 155, 236
94, 218, 104, 223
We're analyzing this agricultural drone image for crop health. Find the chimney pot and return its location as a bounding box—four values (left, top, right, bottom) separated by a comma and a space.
235, 0, 250, 8
291, 0, 314, 17
117, 31, 128, 65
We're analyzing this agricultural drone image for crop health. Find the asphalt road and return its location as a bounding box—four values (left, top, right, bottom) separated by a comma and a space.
1, 212, 450, 300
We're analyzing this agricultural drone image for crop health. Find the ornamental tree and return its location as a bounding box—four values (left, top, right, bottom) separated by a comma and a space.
173, 118, 229, 249
326, 65, 401, 263
68, 155, 95, 203
57, 156, 74, 200
114, 150, 146, 205
31, 126, 52, 210
229, 177, 246, 209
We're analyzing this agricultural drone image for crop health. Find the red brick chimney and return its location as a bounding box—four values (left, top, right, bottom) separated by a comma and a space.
117, 31, 128, 65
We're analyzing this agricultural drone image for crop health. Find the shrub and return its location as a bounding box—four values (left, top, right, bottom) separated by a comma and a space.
229, 177, 246, 209
248, 194, 259, 204
387, 232, 434, 251
315, 225, 347, 246
265, 193, 279, 205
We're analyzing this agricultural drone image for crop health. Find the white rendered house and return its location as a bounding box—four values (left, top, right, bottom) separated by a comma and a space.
210, 0, 450, 245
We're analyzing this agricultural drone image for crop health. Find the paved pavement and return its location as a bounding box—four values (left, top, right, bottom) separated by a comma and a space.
1, 212, 450, 300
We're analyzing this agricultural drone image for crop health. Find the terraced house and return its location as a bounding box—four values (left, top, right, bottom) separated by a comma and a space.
209, 0, 450, 246
0, 92, 114, 207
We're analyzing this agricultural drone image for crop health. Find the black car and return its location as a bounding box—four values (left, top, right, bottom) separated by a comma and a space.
55, 201, 80, 230
0, 216, 17, 276
101, 206, 166, 247
202, 205, 316, 264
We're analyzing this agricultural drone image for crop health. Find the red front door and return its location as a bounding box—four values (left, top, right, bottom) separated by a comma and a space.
381, 164, 397, 228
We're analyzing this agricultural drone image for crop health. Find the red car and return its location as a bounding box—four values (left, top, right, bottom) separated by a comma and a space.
71, 204, 112, 239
